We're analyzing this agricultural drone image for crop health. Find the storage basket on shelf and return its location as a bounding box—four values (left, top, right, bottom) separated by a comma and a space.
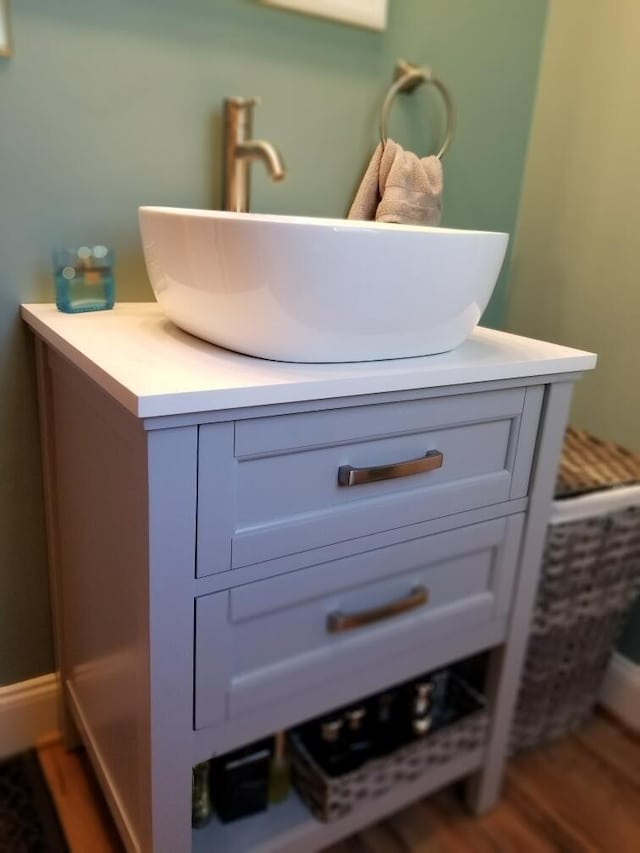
511, 427, 640, 753
289, 671, 488, 823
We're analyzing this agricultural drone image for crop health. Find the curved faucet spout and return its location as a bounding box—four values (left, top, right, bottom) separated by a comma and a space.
236, 140, 286, 183
222, 97, 287, 212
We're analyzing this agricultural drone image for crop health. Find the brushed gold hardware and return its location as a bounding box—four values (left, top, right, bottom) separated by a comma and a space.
327, 585, 429, 634
337, 449, 443, 487
222, 97, 286, 213
0, 0, 11, 58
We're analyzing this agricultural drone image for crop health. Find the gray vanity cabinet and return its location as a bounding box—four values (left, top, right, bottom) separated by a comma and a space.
23, 303, 595, 853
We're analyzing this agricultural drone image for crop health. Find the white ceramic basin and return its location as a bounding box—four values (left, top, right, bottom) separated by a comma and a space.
138, 206, 508, 363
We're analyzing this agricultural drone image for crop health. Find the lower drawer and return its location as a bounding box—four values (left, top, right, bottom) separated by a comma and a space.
194, 514, 523, 730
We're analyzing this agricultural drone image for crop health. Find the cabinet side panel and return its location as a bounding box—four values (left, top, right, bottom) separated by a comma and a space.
49, 362, 151, 850
34, 342, 75, 744
466, 379, 575, 812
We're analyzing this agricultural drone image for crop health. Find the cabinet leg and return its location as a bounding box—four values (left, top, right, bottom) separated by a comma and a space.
464, 761, 504, 815
465, 385, 576, 815
463, 645, 508, 815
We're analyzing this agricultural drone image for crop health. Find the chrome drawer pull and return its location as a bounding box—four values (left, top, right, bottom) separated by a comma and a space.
327, 585, 429, 634
337, 450, 443, 487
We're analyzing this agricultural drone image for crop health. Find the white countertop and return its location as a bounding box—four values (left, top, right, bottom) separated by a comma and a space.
22, 303, 597, 418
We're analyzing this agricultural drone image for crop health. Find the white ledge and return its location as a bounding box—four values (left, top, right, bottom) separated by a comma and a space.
22, 303, 597, 419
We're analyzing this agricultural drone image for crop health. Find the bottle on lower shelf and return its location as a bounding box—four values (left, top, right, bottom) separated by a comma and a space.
312, 716, 353, 777
369, 689, 406, 757
268, 731, 291, 804
343, 705, 374, 770
408, 679, 434, 737
191, 762, 213, 828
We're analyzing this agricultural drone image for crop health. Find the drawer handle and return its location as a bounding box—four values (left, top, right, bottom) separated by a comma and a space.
337, 450, 443, 487
327, 586, 429, 634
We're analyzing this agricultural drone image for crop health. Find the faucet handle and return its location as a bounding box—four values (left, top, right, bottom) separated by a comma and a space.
225, 96, 261, 112
223, 96, 261, 146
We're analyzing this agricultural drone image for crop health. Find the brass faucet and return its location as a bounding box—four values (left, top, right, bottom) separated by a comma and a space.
222, 97, 286, 213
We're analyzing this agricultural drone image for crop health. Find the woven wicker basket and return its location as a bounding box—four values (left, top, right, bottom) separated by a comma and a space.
511, 428, 640, 753
555, 426, 640, 497
290, 704, 488, 823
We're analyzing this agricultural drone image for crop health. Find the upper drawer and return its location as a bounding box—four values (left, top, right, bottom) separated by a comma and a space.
197, 387, 542, 577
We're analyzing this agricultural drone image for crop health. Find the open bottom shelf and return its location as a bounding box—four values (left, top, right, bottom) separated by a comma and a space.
192, 746, 484, 853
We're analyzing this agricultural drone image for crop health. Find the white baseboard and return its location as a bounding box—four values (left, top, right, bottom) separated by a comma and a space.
599, 652, 640, 733
0, 673, 60, 759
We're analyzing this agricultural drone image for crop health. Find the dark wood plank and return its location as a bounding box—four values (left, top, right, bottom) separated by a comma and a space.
425, 789, 557, 852
505, 732, 640, 852
573, 715, 640, 790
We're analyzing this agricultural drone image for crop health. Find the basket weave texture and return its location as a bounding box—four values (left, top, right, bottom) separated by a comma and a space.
511, 428, 640, 753
290, 710, 488, 823
556, 426, 640, 497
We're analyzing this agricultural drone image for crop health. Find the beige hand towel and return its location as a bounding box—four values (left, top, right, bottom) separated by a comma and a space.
348, 139, 443, 226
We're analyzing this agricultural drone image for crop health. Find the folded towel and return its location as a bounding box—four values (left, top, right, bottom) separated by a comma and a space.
348, 138, 443, 226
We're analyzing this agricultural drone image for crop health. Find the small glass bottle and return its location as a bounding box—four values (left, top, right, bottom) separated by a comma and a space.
410, 680, 433, 737
53, 245, 115, 313
371, 690, 404, 756
268, 732, 291, 804
315, 717, 352, 777
343, 706, 373, 769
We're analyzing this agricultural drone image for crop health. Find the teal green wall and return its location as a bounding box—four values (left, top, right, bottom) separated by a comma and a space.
0, 0, 548, 685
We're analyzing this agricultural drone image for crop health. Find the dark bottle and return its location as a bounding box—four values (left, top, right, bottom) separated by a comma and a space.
409, 680, 434, 737
428, 670, 451, 718
310, 716, 354, 777
370, 691, 406, 756
426, 669, 461, 728
343, 706, 373, 770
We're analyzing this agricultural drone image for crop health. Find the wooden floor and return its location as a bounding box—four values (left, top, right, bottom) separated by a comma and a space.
38, 714, 640, 852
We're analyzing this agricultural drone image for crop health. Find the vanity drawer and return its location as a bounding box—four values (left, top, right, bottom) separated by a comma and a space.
194, 514, 523, 729
197, 387, 541, 576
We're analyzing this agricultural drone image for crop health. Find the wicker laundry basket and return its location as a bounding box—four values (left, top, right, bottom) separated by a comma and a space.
511, 428, 640, 752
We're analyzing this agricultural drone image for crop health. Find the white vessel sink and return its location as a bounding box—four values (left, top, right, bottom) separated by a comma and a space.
138, 206, 508, 363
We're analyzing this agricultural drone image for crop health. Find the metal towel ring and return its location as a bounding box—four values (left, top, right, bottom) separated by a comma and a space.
379, 59, 455, 159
